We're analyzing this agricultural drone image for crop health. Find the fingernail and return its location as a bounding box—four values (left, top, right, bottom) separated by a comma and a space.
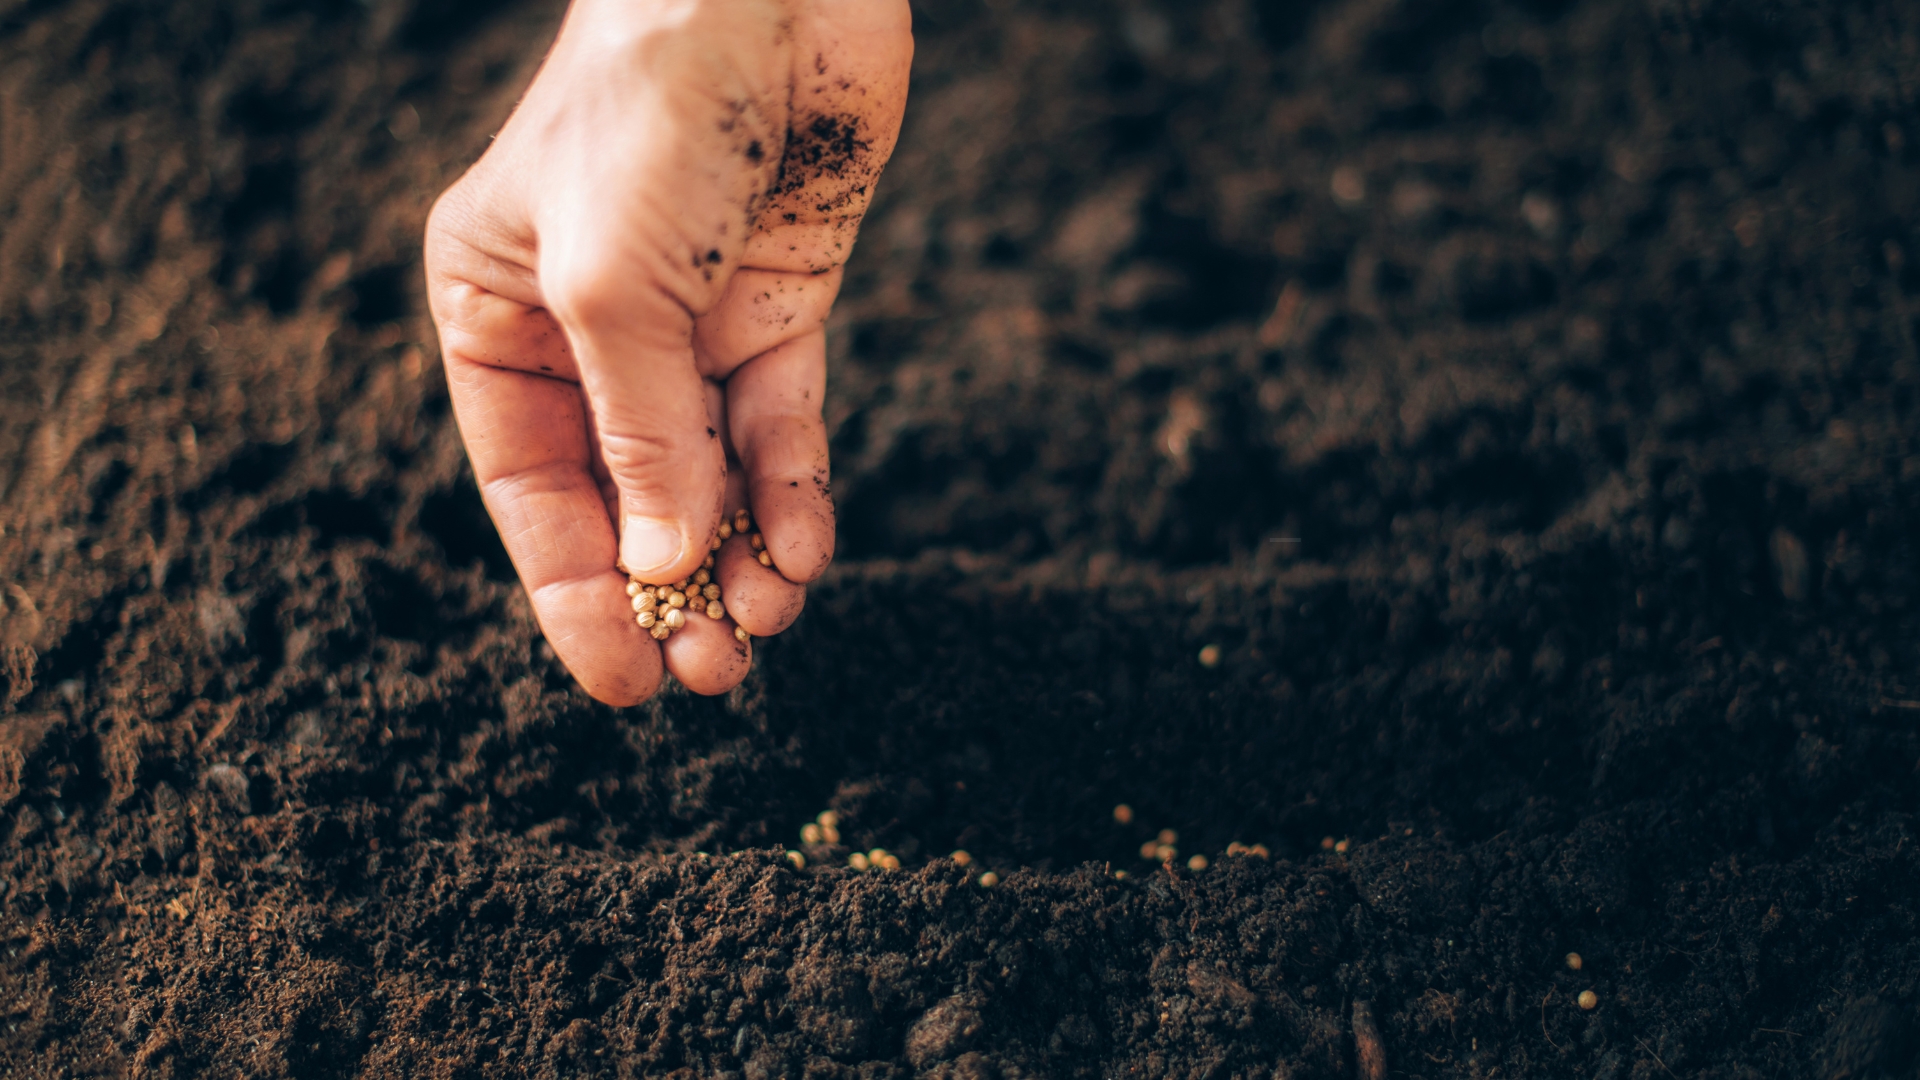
620, 515, 685, 579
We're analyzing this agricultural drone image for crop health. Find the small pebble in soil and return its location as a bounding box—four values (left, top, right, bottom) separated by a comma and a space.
1112, 803, 1133, 824
785, 850, 806, 870
1577, 990, 1599, 1010
950, 850, 972, 866
1565, 952, 1583, 971
1198, 644, 1221, 667
848, 852, 870, 871
977, 872, 999, 887
1187, 854, 1209, 871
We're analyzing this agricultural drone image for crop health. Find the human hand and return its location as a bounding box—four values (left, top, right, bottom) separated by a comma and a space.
425, 0, 911, 704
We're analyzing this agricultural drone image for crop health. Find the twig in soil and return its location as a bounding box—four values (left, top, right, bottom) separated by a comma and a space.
1636, 1036, 1678, 1079
1540, 989, 1562, 1052
595, 891, 616, 918
1351, 1000, 1387, 1080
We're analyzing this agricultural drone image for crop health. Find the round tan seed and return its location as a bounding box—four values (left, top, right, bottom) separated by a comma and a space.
703, 583, 721, 600
706, 600, 725, 620
977, 871, 999, 887
1577, 990, 1598, 1010
649, 623, 671, 641
785, 850, 806, 870
1139, 840, 1159, 860
695, 569, 710, 586
626, 581, 642, 598
1155, 844, 1176, 862
1565, 952, 1583, 971
1112, 804, 1133, 825
880, 855, 901, 870
1226, 842, 1248, 856
750, 532, 765, 551
1187, 854, 1209, 872
709, 534, 722, 551
801, 823, 823, 845
868, 848, 889, 865
950, 850, 972, 866
1198, 644, 1221, 668
718, 522, 734, 540
637, 610, 657, 629
663, 608, 687, 630
734, 626, 750, 643
632, 595, 652, 613
1334, 839, 1351, 854
1249, 844, 1270, 858
667, 591, 687, 609
818, 811, 839, 828
757, 551, 773, 567
1320, 836, 1336, 850
1157, 828, 1178, 845
734, 510, 752, 534
848, 852, 870, 871
702, 554, 715, 570
821, 825, 841, 844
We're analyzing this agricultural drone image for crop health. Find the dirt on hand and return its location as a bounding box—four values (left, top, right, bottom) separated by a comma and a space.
2, 0, 1918, 1077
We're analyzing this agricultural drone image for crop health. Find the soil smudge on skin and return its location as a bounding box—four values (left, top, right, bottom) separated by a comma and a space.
3, 0, 1919, 1078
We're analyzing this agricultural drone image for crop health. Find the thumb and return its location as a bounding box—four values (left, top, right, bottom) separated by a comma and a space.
546, 263, 726, 585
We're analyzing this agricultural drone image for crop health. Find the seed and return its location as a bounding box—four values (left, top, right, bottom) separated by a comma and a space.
666, 591, 687, 609
634, 593, 656, 611
1321, 836, 1336, 850
734, 510, 752, 534
757, 551, 772, 567
1334, 839, 1350, 854
1226, 842, 1249, 856
818, 811, 839, 828
978, 871, 999, 887
703, 583, 721, 601
801, 823, 823, 845
1249, 844, 1270, 858
1112, 804, 1134, 825
734, 626, 750, 643
1577, 990, 1598, 1010
706, 600, 725, 620
1565, 952, 1583, 971
663, 608, 686, 629
709, 534, 723, 551
785, 850, 806, 870
821, 826, 840, 844
1155, 844, 1177, 862
950, 850, 972, 866
695, 569, 710, 586
848, 852, 870, 871
637, 610, 657, 629
718, 522, 733, 540
674, 578, 690, 591
868, 848, 889, 866
626, 581, 642, 597
650, 623, 671, 641
1157, 828, 1178, 845
1198, 644, 1221, 668
1187, 854, 1209, 871
702, 554, 715, 570
1114, 870, 1129, 880
1139, 840, 1160, 860
750, 532, 765, 551
880, 854, 901, 871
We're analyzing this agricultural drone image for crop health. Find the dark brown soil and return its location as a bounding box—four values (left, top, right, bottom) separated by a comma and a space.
3, 0, 1919, 1077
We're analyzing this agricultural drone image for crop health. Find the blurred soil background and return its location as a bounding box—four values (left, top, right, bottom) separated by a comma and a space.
2, 0, 1919, 1076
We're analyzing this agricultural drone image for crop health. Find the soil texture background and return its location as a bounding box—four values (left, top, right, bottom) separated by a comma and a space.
3, 0, 1920, 1077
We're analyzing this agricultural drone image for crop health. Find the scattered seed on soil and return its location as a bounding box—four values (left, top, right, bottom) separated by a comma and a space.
1139, 840, 1159, 859
1226, 841, 1248, 855
1198, 644, 1221, 667
1335, 838, 1351, 854
1566, 952, 1583, 971
1321, 836, 1336, 849
848, 852, 870, 871
818, 811, 839, 828
1112, 804, 1133, 824
801, 823, 822, 845
785, 850, 805, 870
978, 872, 1000, 887
868, 848, 889, 865
1578, 990, 1599, 1010
1249, 844, 1270, 858
1187, 854, 1208, 871
1155, 844, 1176, 862
950, 850, 972, 866
1156, 828, 1177, 845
